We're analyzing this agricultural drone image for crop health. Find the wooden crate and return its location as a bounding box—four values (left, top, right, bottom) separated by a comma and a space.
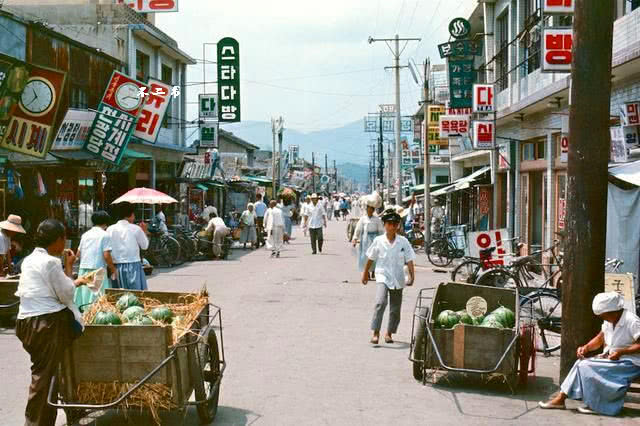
63, 289, 209, 407
0, 279, 19, 318
426, 282, 519, 376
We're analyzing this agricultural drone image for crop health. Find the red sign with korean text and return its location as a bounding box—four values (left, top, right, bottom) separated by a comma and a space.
468, 229, 513, 266
621, 102, 640, 126
542, 28, 573, 73
560, 134, 569, 163
439, 115, 469, 138
116, 0, 179, 13
473, 84, 495, 113
133, 78, 172, 144
101, 71, 148, 117
472, 120, 494, 149
542, 0, 574, 14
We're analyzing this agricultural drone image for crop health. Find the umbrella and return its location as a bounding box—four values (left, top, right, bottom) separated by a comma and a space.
111, 187, 178, 220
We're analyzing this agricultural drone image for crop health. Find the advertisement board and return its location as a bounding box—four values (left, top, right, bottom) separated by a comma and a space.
116, 0, 179, 13
542, 28, 573, 73
439, 115, 469, 138
134, 78, 172, 144
473, 84, 495, 113
199, 94, 218, 120
542, 0, 574, 14
472, 120, 495, 149
217, 37, 241, 122
467, 228, 513, 266
52, 109, 96, 150
200, 122, 219, 148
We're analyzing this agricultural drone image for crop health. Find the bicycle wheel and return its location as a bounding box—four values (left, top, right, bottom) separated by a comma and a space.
162, 235, 183, 266
427, 239, 453, 267
475, 268, 520, 288
520, 291, 562, 355
451, 259, 483, 283
177, 235, 194, 262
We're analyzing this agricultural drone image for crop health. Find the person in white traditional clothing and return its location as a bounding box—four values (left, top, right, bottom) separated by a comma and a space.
301, 195, 312, 237
264, 200, 284, 258
205, 212, 230, 258
239, 203, 258, 249
352, 195, 384, 279
362, 208, 415, 345
539, 292, 640, 416
107, 203, 149, 290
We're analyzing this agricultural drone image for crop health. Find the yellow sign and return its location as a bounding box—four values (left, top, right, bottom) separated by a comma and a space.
604, 273, 636, 314
427, 105, 445, 126
428, 126, 448, 146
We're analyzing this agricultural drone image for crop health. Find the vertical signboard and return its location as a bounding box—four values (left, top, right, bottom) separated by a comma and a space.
116, 0, 179, 13
620, 102, 640, 127
610, 127, 628, 163
542, 28, 573, 73
448, 59, 474, 108
473, 84, 495, 113
217, 37, 240, 122
542, 0, 575, 14
560, 134, 569, 163
200, 122, 219, 148
472, 121, 495, 149
199, 94, 218, 119
134, 78, 172, 144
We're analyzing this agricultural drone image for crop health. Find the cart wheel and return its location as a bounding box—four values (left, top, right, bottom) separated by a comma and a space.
412, 307, 429, 381
193, 329, 221, 424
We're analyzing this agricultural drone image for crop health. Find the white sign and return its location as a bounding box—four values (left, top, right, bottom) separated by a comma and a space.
542, 28, 573, 73
620, 102, 640, 127
439, 115, 469, 138
610, 127, 628, 163
624, 126, 640, 150
468, 228, 513, 266
473, 84, 495, 113
116, 0, 179, 13
200, 122, 219, 148
560, 134, 569, 163
199, 94, 218, 119
472, 120, 495, 149
378, 104, 396, 114
134, 78, 172, 144
542, 0, 575, 15
52, 109, 96, 150
604, 273, 636, 315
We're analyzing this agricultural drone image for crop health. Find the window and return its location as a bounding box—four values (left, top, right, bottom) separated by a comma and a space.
70, 47, 89, 109
161, 64, 173, 85
495, 13, 509, 91
536, 140, 546, 159
523, 0, 541, 75
522, 140, 546, 161
435, 175, 449, 184
70, 87, 88, 109
136, 50, 150, 81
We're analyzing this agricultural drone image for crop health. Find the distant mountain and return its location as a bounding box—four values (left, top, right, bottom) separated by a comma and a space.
338, 162, 369, 186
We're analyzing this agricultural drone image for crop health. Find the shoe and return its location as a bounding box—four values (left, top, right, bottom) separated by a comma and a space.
312, 251, 317, 255
270, 252, 275, 258
276, 252, 280, 258
370, 337, 379, 344
538, 401, 565, 410
577, 406, 596, 415
384, 336, 394, 344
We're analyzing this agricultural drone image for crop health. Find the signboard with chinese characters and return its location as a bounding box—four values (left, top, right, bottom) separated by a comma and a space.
217, 37, 240, 122
560, 134, 569, 163
200, 122, 219, 148
620, 102, 640, 126
472, 120, 495, 149
473, 84, 495, 113
604, 273, 636, 314
542, 0, 574, 14
52, 109, 95, 150
199, 94, 218, 120
610, 126, 628, 163
438, 40, 482, 59
134, 78, 172, 144
542, 28, 573, 73
84, 103, 136, 165
439, 115, 469, 138
1, 64, 67, 158
116, 0, 179, 13
447, 59, 474, 108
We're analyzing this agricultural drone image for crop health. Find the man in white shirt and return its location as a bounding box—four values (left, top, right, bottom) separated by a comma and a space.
307, 193, 327, 254
155, 207, 168, 234
107, 203, 149, 290
78, 200, 93, 230
333, 198, 341, 221
205, 212, 230, 258
264, 200, 285, 258
362, 208, 416, 345
0, 214, 26, 276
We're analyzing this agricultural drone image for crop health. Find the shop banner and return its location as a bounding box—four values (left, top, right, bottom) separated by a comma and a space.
560, 134, 569, 163
52, 109, 96, 150
473, 84, 495, 113
438, 40, 482, 59
428, 126, 448, 146
427, 105, 445, 126
199, 94, 218, 120
447, 59, 474, 108
413, 116, 422, 143
84, 103, 136, 165
116, 0, 179, 13
610, 126, 628, 163
439, 115, 469, 138
620, 102, 640, 127
472, 120, 495, 149
200, 121, 219, 147
542, 0, 574, 14
468, 228, 513, 266
134, 78, 172, 144
542, 28, 573, 73
217, 37, 240, 122
0, 63, 67, 158
558, 197, 566, 230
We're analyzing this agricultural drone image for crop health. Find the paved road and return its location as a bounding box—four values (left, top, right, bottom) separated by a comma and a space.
1, 220, 638, 425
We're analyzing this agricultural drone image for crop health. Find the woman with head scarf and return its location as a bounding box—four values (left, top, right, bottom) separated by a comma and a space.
239, 203, 258, 249
539, 292, 640, 415
351, 194, 384, 279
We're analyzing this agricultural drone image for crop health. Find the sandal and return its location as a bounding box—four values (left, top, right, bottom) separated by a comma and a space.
370, 337, 379, 344
577, 406, 596, 415
538, 401, 565, 410
384, 336, 394, 344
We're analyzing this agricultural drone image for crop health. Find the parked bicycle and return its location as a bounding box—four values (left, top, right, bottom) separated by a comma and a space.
144, 222, 182, 268
450, 236, 522, 283
426, 229, 465, 267
169, 224, 198, 262
405, 221, 425, 252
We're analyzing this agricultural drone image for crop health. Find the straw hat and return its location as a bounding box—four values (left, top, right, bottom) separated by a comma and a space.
0, 214, 26, 234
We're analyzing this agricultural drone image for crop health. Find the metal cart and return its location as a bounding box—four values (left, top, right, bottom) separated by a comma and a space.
47, 289, 226, 424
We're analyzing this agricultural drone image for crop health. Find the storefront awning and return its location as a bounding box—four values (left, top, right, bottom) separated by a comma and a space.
195, 184, 209, 191
244, 175, 273, 186
123, 148, 152, 160
430, 166, 491, 197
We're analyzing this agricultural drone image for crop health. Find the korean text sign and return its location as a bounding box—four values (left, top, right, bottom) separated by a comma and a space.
621, 102, 640, 126
52, 109, 96, 150
542, 0, 574, 14
117, 0, 179, 13
439, 115, 469, 138
472, 121, 495, 149
473, 84, 495, 113
134, 78, 172, 144
447, 59, 474, 108
468, 229, 513, 266
217, 37, 240, 122
199, 94, 218, 119
542, 28, 573, 73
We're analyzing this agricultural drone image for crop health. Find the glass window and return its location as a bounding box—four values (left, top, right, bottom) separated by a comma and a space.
136, 50, 150, 81
522, 143, 535, 161
536, 140, 546, 159
496, 12, 509, 91
161, 64, 173, 85
523, 0, 541, 75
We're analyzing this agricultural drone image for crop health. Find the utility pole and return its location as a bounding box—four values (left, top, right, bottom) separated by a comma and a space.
561, 0, 614, 380
312, 152, 316, 193
325, 153, 328, 182
271, 118, 277, 198
423, 58, 431, 243
333, 160, 337, 192
369, 34, 421, 202
278, 116, 283, 190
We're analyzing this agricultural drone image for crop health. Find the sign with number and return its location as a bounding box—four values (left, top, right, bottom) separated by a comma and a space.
52, 109, 95, 150
468, 229, 513, 266
448, 59, 474, 108
604, 273, 636, 314
472, 120, 495, 149
199, 94, 218, 119
620, 102, 640, 126
200, 122, 219, 148
116, 0, 179, 13
217, 37, 240, 122
439, 115, 469, 138
560, 134, 569, 163
542, 28, 573, 73
134, 78, 171, 144
542, 0, 574, 15
473, 84, 495, 113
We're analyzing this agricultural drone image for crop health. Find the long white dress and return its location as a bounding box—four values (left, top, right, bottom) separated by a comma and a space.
352, 214, 384, 271
264, 207, 284, 252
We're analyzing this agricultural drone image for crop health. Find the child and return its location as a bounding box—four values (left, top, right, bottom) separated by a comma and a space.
362, 208, 416, 344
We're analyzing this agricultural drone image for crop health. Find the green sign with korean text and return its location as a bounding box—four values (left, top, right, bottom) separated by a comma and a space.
448, 59, 474, 109
217, 37, 240, 122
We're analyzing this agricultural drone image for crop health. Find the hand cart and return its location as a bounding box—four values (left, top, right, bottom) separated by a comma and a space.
0, 278, 19, 325
47, 289, 226, 424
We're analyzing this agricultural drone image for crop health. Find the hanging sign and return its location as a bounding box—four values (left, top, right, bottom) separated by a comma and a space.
560, 134, 569, 163
52, 109, 96, 150
472, 121, 495, 149
200, 122, 219, 148
448, 59, 474, 108
439, 115, 469, 138
413, 117, 422, 143
134, 78, 172, 144
542, 28, 573, 73
0, 64, 67, 158
199, 94, 218, 119
473, 84, 495, 113
217, 37, 240, 122
542, 0, 574, 14
468, 228, 513, 266
438, 40, 482, 59
610, 127, 628, 163
116, 0, 179, 13
0, 54, 30, 140
620, 102, 640, 126
624, 126, 639, 150
448, 18, 471, 39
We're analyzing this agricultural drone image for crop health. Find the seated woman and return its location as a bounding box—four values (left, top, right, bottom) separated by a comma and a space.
539, 292, 640, 415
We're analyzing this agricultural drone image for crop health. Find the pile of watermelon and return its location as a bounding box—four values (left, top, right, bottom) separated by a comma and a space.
92, 293, 174, 326
434, 305, 515, 329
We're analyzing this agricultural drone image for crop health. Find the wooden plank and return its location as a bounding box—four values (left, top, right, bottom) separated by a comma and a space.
453, 325, 465, 368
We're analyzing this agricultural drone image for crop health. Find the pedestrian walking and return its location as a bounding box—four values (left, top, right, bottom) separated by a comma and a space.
15, 219, 90, 426
333, 197, 341, 221
205, 212, 230, 258
0, 214, 26, 276
362, 208, 416, 344
106, 203, 149, 290
264, 200, 284, 258
279, 198, 294, 243
254, 194, 267, 247
352, 195, 384, 279
239, 203, 258, 249
301, 195, 311, 237
74, 211, 117, 308
307, 193, 327, 254
340, 197, 349, 221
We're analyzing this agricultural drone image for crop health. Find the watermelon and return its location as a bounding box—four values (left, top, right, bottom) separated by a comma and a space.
151, 306, 173, 323
116, 293, 142, 312
456, 310, 474, 325
93, 311, 122, 325
480, 314, 504, 329
472, 315, 485, 326
126, 315, 154, 326
436, 310, 460, 329
492, 306, 515, 328
122, 306, 145, 322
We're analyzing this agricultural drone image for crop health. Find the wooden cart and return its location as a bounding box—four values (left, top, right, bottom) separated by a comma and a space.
48, 289, 226, 424
0, 279, 19, 325
410, 282, 520, 389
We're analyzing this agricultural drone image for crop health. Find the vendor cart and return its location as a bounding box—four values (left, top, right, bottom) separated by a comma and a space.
48, 289, 226, 424
409, 282, 521, 389
0, 278, 19, 325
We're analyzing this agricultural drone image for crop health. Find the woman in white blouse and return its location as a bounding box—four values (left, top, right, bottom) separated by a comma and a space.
351, 195, 384, 278
15, 219, 89, 426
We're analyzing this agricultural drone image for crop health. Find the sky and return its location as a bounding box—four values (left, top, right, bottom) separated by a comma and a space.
156, 0, 478, 133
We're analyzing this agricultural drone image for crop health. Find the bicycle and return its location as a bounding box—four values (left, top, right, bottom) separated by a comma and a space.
405, 221, 425, 252
426, 229, 465, 267
169, 225, 197, 263
144, 223, 182, 268
450, 236, 522, 283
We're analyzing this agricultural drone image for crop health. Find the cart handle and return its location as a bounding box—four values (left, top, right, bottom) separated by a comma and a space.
0, 301, 19, 309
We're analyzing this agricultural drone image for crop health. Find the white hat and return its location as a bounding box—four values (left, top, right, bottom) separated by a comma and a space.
311, 193, 319, 199
366, 192, 383, 208
592, 292, 625, 315
0, 214, 26, 234
395, 205, 409, 218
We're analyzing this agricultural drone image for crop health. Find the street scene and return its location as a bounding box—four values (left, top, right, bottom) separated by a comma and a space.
0, 0, 640, 425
